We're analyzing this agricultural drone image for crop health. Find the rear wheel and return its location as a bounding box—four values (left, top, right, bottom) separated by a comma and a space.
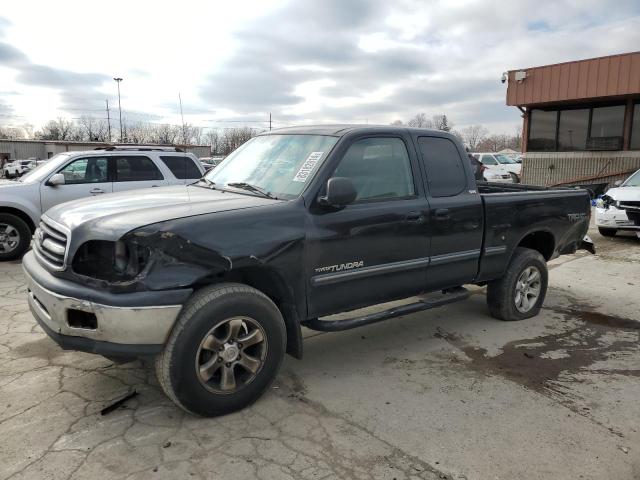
156, 283, 286, 417
598, 227, 617, 237
0, 213, 32, 261
487, 247, 548, 321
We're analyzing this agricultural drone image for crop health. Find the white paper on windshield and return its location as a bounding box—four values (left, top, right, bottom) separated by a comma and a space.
293, 152, 324, 182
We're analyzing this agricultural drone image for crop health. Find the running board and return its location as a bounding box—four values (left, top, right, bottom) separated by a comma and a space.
302, 287, 470, 332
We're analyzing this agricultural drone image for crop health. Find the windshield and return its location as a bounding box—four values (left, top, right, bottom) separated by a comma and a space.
204, 134, 338, 199
20, 153, 71, 183
623, 169, 640, 187
495, 154, 517, 164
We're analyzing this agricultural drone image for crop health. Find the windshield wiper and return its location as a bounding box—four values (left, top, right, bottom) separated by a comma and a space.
227, 182, 277, 199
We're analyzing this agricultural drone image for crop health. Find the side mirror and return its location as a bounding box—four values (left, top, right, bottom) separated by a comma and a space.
319, 177, 357, 207
47, 173, 65, 186
614, 180, 623, 187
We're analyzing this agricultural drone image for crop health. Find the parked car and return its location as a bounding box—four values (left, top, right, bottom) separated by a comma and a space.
200, 157, 224, 171
595, 168, 640, 238
23, 125, 593, 417
0, 146, 204, 260
473, 152, 522, 182
470, 154, 513, 183
3, 159, 37, 178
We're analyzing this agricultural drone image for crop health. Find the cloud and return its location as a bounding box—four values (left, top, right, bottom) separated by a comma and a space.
196, 0, 640, 131
0, 15, 109, 114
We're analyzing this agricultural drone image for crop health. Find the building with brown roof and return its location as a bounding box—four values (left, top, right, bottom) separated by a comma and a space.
506, 51, 640, 191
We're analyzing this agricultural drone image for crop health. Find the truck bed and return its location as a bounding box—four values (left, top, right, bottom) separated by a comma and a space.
476, 183, 591, 282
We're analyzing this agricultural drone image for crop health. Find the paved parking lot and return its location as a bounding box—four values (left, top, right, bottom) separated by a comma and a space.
1, 226, 639, 480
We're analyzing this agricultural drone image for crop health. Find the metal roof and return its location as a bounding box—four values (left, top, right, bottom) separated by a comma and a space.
506, 51, 640, 107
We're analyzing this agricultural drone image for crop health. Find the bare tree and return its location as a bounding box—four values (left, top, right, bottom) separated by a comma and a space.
390, 119, 404, 126
204, 129, 223, 155
182, 124, 203, 145
79, 116, 109, 142
460, 124, 489, 151
406, 113, 433, 128
150, 124, 180, 145
220, 127, 259, 155
36, 118, 78, 141
0, 125, 26, 139
125, 122, 153, 144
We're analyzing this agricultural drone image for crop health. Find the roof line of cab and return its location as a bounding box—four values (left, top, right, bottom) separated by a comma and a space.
260, 124, 454, 137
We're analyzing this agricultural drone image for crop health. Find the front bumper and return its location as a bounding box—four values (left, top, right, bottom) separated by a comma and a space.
595, 207, 640, 230
22, 251, 191, 358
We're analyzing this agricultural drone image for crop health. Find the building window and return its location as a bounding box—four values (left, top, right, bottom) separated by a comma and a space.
629, 103, 640, 150
558, 109, 589, 151
528, 109, 557, 151
588, 105, 625, 150
528, 103, 627, 152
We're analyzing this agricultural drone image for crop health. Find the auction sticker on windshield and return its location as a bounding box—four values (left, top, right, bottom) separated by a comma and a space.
293, 152, 324, 182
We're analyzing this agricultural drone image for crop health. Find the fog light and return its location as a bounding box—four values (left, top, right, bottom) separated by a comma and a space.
67, 309, 97, 330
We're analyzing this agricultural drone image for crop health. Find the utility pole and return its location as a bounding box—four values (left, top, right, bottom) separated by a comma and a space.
105, 99, 112, 142
179, 93, 186, 145
269, 113, 272, 131
113, 77, 123, 142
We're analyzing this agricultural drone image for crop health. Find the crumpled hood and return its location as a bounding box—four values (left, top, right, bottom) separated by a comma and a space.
45, 184, 281, 239
604, 186, 640, 202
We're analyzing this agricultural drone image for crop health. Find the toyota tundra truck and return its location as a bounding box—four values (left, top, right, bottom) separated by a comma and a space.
23, 125, 593, 417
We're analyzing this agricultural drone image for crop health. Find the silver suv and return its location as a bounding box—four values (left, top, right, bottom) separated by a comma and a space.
0, 146, 204, 260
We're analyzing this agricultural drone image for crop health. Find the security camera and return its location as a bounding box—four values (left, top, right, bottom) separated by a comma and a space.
501, 72, 507, 84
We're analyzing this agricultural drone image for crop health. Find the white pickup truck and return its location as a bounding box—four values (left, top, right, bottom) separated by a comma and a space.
0, 146, 205, 260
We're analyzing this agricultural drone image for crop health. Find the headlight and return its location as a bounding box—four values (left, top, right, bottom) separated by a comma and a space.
597, 195, 617, 210
72, 240, 150, 281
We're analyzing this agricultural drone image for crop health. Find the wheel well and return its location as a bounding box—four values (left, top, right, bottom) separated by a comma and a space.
517, 231, 555, 260
215, 266, 303, 359
0, 207, 36, 232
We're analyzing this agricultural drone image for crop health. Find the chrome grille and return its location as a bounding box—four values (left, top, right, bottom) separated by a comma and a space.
33, 218, 69, 270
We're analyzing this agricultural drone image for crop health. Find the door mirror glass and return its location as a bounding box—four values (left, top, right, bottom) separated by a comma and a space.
47, 173, 65, 186
320, 177, 357, 207
614, 179, 623, 187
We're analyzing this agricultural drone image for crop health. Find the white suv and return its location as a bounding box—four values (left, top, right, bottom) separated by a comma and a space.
0, 146, 205, 260
3, 159, 37, 178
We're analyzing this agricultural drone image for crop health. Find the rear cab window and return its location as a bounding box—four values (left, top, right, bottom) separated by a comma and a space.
159, 155, 202, 179
417, 137, 467, 197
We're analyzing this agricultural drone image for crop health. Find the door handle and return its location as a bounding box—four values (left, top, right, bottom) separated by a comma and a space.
434, 208, 450, 221
151, 184, 159, 187
406, 211, 425, 224
90, 188, 105, 194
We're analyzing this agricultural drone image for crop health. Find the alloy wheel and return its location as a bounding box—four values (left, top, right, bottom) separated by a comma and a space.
195, 316, 267, 394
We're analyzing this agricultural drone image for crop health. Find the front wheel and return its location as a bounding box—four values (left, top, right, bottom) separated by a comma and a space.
487, 247, 548, 321
156, 283, 286, 417
598, 227, 617, 237
0, 213, 32, 261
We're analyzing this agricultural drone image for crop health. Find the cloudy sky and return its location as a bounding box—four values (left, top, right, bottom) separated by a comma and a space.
1, 0, 639, 134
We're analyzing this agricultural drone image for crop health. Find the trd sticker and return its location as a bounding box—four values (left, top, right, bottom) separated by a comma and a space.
567, 213, 587, 221
314, 260, 364, 273
293, 152, 324, 182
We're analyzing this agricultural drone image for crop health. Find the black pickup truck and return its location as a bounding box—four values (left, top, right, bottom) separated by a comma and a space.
23, 126, 592, 416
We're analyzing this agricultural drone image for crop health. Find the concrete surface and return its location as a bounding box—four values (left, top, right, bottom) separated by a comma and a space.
1, 226, 639, 480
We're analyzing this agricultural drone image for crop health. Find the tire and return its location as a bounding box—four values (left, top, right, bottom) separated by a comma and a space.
156, 283, 286, 417
598, 227, 617, 237
487, 247, 548, 321
0, 213, 32, 261
510, 172, 520, 183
